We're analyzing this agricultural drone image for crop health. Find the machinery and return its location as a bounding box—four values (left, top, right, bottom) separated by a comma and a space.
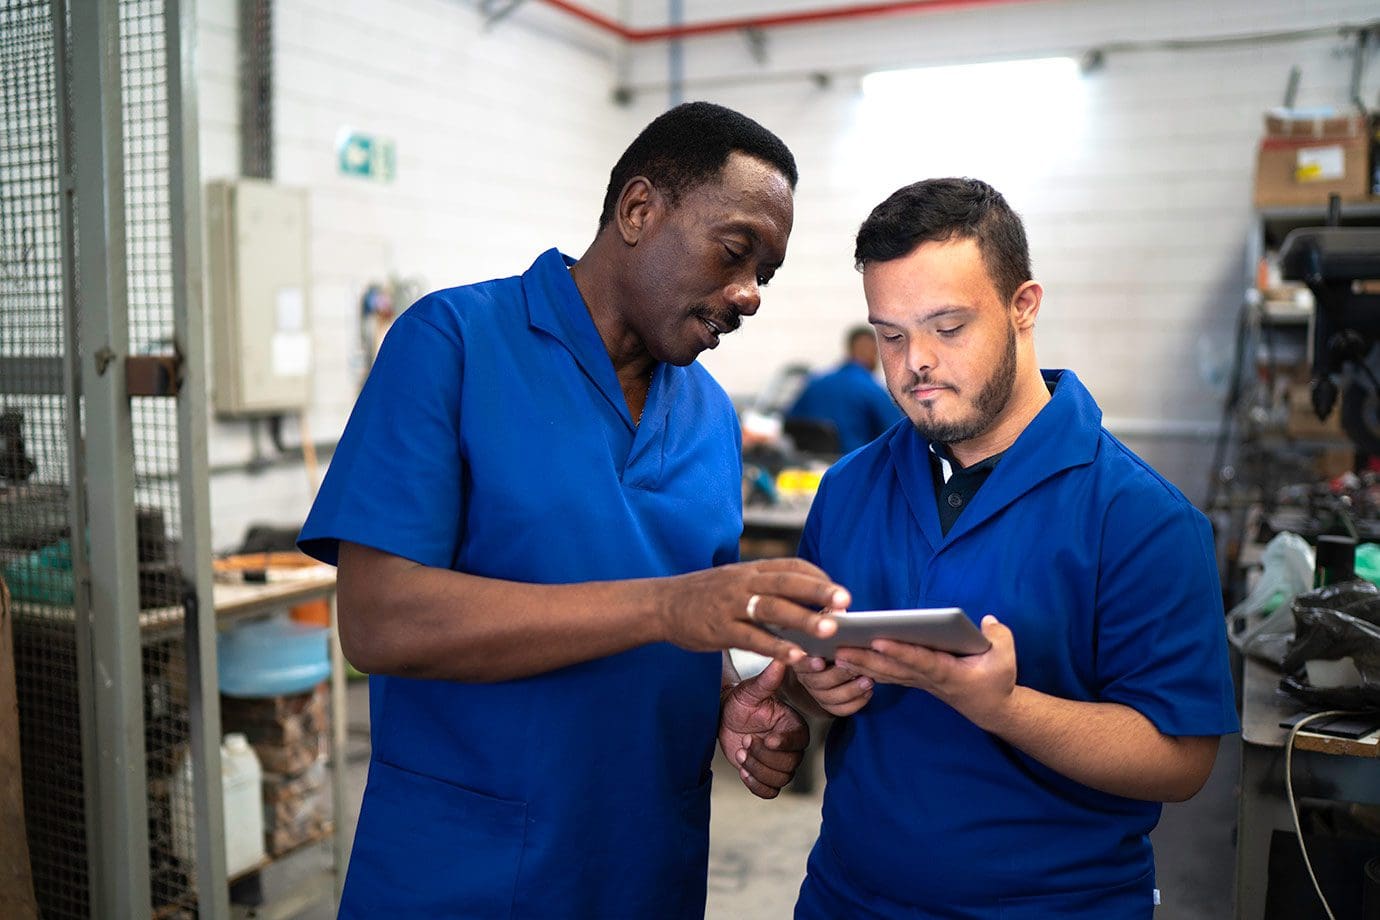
1279, 206, 1380, 455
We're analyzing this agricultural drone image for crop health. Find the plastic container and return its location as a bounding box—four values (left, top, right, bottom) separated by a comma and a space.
171, 733, 267, 877
221, 734, 266, 875
218, 612, 330, 698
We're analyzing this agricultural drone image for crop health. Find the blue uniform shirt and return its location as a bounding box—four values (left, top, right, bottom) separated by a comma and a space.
794, 370, 1238, 920
300, 249, 742, 919
786, 360, 901, 453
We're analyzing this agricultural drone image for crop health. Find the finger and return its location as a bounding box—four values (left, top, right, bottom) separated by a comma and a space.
738, 748, 797, 789
982, 614, 1013, 651
729, 623, 809, 665
755, 660, 787, 694
834, 647, 914, 683
726, 659, 788, 707
798, 665, 867, 692
742, 740, 802, 775
742, 557, 832, 580
754, 570, 851, 616
738, 767, 782, 799
757, 726, 809, 754
869, 639, 944, 670
749, 594, 840, 640
790, 656, 829, 674
811, 675, 874, 704
825, 689, 873, 717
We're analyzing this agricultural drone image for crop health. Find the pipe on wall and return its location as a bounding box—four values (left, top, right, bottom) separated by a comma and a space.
538, 0, 1043, 43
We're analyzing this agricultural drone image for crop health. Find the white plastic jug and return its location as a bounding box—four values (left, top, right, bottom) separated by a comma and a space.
221, 733, 266, 875
171, 733, 267, 877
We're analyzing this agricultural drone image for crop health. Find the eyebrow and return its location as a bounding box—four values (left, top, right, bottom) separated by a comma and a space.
870, 306, 971, 327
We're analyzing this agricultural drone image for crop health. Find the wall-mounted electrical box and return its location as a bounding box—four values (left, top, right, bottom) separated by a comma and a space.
205, 178, 312, 416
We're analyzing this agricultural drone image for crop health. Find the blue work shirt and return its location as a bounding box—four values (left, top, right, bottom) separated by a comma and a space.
299, 249, 741, 919
786, 360, 900, 453
794, 370, 1238, 920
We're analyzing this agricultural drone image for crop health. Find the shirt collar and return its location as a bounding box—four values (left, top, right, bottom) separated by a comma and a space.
888, 369, 1103, 549
518, 248, 667, 435
521, 248, 646, 432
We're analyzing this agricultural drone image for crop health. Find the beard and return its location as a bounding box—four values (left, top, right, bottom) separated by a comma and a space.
907, 321, 1018, 446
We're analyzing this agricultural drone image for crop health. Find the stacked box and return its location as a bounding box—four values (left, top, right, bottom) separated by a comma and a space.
261, 758, 331, 856
220, 682, 332, 856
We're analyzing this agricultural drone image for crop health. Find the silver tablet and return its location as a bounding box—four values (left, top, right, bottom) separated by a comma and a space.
772, 607, 990, 659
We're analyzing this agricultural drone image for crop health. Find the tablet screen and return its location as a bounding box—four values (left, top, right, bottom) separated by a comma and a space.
772, 607, 990, 659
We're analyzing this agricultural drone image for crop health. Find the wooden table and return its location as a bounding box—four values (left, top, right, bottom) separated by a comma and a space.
1234, 657, 1380, 918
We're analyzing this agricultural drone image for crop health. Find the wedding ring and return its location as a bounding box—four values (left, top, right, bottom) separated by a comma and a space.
745, 594, 762, 621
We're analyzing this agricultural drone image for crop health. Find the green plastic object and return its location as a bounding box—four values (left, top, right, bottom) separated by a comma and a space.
1355, 542, 1380, 586
4, 539, 75, 606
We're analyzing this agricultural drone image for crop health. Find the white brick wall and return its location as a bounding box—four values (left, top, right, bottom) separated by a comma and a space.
620, 0, 1379, 499
195, 0, 1379, 541
196, 0, 626, 549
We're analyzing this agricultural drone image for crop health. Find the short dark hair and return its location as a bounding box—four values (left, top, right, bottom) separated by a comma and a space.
598, 101, 798, 230
854, 178, 1031, 304
845, 325, 874, 349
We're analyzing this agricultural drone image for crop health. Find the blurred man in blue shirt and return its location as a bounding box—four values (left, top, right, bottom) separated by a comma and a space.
787, 325, 900, 454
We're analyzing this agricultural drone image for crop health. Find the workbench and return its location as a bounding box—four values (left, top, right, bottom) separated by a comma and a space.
1235, 656, 1380, 918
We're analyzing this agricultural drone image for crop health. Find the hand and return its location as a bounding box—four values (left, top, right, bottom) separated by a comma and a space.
657, 558, 849, 665
792, 655, 874, 717
833, 615, 1017, 731
719, 660, 810, 799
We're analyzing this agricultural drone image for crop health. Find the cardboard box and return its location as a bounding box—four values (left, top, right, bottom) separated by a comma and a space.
1254, 132, 1372, 208
1264, 111, 1368, 140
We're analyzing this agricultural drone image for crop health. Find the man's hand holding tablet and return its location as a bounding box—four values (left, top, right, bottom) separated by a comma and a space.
771, 607, 990, 660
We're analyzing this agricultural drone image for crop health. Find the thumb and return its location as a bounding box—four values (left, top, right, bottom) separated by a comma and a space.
736, 660, 786, 704
980, 614, 1012, 647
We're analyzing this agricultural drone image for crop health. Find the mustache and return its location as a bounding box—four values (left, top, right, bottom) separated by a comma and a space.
690, 305, 741, 333
910, 374, 951, 390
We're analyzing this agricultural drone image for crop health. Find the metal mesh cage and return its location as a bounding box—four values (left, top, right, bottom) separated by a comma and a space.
3, 0, 206, 915
119, 0, 198, 913
1, 1, 88, 917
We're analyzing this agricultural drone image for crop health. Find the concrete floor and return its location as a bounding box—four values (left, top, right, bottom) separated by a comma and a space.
272, 678, 1241, 919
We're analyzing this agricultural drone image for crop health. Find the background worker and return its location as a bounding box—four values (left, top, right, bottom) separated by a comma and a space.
789, 177, 1238, 919
786, 324, 900, 454
299, 102, 848, 919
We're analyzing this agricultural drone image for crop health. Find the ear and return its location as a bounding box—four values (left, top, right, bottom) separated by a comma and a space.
1010, 280, 1042, 331
614, 176, 659, 246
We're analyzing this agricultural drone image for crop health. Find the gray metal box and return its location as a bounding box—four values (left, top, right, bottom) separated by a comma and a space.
205, 179, 312, 415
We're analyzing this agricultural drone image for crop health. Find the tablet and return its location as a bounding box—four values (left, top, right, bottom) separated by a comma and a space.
771, 607, 991, 660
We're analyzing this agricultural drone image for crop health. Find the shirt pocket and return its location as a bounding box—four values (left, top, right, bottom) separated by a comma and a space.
340, 759, 529, 919
997, 866, 1154, 920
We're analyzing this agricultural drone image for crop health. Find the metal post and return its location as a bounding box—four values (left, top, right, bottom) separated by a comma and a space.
165, 0, 231, 914
667, 0, 684, 107
50, 0, 104, 911
66, 0, 153, 916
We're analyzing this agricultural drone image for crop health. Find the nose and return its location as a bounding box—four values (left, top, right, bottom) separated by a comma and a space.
906, 336, 936, 376
726, 278, 761, 317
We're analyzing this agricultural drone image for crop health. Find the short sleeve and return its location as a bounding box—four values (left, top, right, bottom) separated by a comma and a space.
1093, 494, 1239, 737
298, 311, 465, 568
797, 489, 825, 567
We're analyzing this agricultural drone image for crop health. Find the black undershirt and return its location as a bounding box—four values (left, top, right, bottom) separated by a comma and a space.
928, 444, 1005, 536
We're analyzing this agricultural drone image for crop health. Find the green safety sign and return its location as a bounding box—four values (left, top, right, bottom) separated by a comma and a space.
336, 130, 396, 182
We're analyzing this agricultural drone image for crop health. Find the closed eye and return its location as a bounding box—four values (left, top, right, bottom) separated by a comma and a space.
937, 326, 964, 337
